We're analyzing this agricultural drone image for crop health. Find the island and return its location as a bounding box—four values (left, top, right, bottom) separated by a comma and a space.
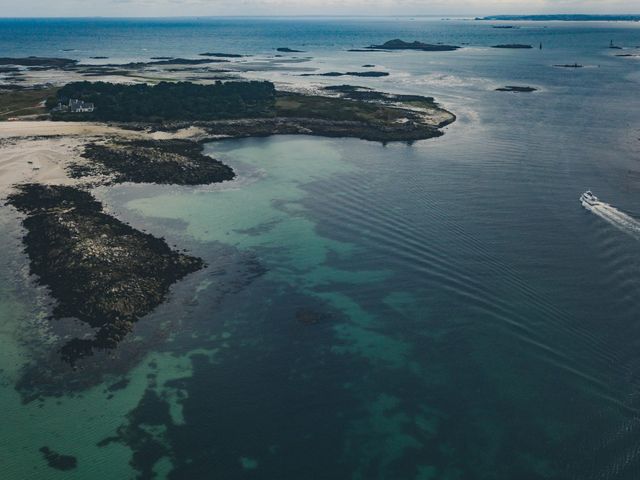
492, 44, 533, 49
300, 71, 389, 77
44, 80, 454, 142
495, 86, 537, 92
0, 57, 78, 68
199, 52, 244, 58
364, 39, 461, 52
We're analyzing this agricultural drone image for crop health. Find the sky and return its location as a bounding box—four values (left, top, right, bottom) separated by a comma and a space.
0, 0, 637, 18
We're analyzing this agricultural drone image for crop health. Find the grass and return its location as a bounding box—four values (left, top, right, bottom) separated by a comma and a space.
275, 93, 411, 125
0, 87, 58, 120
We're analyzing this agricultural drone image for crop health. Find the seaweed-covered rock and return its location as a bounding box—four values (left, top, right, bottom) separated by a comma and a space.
7, 184, 204, 363
77, 139, 235, 185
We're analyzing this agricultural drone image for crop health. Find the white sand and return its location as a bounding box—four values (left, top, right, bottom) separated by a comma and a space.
0, 138, 83, 197
0, 121, 207, 198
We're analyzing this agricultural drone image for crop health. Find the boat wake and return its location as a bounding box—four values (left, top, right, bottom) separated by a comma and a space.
582, 194, 640, 239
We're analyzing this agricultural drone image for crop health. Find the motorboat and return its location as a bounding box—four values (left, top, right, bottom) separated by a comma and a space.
580, 190, 599, 206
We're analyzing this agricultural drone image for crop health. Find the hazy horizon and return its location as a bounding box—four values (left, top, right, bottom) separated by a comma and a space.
0, 0, 638, 19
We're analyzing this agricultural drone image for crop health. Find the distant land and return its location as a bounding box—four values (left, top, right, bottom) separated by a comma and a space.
479, 15, 640, 22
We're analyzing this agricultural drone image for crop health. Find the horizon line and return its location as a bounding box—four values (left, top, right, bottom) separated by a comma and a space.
1, 13, 640, 20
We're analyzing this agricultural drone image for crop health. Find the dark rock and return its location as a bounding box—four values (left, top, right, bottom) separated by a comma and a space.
277, 47, 305, 53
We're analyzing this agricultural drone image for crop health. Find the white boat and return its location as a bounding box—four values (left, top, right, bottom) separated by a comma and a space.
580, 190, 599, 206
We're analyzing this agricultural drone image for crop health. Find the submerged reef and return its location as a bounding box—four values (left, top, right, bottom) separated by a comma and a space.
7, 184, 204, 364
39, 447, 77, 471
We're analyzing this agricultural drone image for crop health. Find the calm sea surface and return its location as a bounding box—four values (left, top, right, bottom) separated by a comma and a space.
1, 17, 640, 479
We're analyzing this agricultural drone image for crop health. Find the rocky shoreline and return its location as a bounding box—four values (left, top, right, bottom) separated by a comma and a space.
127, 116, 450, 143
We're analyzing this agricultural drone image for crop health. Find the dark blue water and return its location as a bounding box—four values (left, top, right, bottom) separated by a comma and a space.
0, 17, 638, 61
1, 17, 640, 480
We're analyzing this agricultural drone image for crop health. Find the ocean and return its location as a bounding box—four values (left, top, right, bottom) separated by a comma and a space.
1, 17, 640, 479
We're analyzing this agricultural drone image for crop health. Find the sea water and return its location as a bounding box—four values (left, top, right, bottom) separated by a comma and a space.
1, 17, 640, 479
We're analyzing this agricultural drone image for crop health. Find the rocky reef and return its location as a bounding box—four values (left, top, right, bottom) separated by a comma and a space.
75, 139, 235, 185
7, 184, 204, 364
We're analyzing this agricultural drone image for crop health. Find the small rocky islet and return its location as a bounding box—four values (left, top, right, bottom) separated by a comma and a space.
300, 71, 389, 78
492, 44, 533, 49
495, 85, 538, 92
363, 39, 461, 52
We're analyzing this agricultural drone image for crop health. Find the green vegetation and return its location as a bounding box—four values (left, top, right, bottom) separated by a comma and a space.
276, 93, 412, 125
50, 81, 276, 122
45, 81, 453, 141
275, 91, 442, 125
0, 87, 58, 120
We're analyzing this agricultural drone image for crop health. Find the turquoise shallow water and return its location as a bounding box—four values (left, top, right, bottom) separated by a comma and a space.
1, 17, 640, 480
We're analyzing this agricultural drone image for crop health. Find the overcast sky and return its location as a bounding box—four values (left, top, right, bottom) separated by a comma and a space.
0, 0, 637, 18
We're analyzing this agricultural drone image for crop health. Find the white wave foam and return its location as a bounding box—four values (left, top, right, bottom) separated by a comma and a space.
583, 199, 640, 239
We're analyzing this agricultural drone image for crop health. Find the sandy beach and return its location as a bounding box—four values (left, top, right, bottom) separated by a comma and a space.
0, 122, 208, 198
